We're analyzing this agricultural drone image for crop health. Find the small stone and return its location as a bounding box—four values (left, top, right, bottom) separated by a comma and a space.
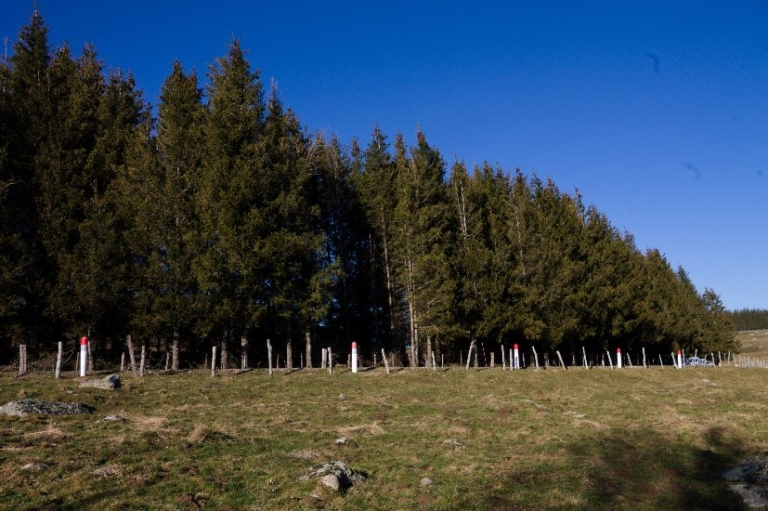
442, 438, 464, 447
335, 437, 348, 445
420, 477, 433, 487
99, 415, 126, 423
21, 462, 49, 471
338, 394, 347, 400
93, 465, 122, 477
79, 374, 121, 390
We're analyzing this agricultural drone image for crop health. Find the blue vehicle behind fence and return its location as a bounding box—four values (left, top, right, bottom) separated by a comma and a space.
684, 356, 715, 367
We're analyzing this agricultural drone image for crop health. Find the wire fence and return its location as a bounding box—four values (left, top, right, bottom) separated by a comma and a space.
4, 342, 767, 376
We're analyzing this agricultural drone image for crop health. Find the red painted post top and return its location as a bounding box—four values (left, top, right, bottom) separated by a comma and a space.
352, 342, 357, 349
617, 348, 621, 353
514, 344, 518, 350
80, 336, 88, 346
677, 350, 682, 354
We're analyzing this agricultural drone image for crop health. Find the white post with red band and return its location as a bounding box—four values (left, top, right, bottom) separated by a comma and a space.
677, 350, 683, 369
513, 344, 520, 370
80, 336, 88, 377
616, 348, 622, 369
351, 342, 358, 373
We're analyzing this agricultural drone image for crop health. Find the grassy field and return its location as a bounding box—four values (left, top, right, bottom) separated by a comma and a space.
2, 364, 768, 510
735, 329, 768, 359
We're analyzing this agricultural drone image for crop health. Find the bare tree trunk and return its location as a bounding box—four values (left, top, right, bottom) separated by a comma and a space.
380, 211, 396, 337
241, 331, 249, 369
172, 330, 180, 371
304, 327, 312, 369
221, 328, 228, 371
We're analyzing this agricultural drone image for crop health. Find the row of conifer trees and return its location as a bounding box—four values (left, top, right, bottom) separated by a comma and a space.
0, 11, 736, 368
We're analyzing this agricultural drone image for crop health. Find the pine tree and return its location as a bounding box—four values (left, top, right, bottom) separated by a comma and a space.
0, 9, 53, 348
195, 39, 265, 368
120, 61, 205, 369
357, 126, 399, 351
391, 129, 455, 366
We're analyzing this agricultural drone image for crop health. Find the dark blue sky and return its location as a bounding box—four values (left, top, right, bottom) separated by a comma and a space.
3, 1, 767, 309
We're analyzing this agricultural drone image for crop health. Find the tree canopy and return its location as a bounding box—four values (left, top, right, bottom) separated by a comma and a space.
0, 11, 738, 365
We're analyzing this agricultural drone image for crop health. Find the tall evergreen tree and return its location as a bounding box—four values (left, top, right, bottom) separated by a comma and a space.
0, 9, 53, 348
357, 126, 400, 352
391, 129, 455, 366
120, 61, 205, 369
195, 39, 265, 368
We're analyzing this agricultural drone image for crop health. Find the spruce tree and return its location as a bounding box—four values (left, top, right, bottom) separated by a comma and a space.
391, 129, 455, 366
196, 39, 265, 368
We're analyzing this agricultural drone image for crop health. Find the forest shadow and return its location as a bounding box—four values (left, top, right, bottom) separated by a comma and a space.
475, 426, 751, 510
564, 426, 749, 510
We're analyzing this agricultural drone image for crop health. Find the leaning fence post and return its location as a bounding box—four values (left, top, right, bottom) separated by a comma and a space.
465, 341, 475, 371
532, 346, 540, 370
556, 351, 567, 370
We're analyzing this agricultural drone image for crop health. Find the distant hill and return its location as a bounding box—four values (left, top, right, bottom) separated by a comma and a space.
728, 309, 768, 331
734, 329, 768, 357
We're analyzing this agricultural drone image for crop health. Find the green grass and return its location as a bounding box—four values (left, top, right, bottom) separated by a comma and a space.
1, 366, 767, 510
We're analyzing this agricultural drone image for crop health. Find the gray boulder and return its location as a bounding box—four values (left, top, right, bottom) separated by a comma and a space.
0, 399, 93, 416
723, 453, 768, 508
79, 374, 121, 390
301, 461, 366, 492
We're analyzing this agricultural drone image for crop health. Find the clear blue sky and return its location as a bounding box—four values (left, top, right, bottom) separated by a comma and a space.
3, 1, 767, 310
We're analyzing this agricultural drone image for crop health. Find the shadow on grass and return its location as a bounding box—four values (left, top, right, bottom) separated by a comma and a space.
471, 426, 750, 510
567, 427, 749, 510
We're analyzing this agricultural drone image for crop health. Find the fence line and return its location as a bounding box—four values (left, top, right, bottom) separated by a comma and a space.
3, 343, 766, 375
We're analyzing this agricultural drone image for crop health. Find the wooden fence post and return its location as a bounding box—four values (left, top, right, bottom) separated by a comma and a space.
127, 335, 138, 378
55, 342, 63, 379
532, 346, 540, 370
327, 348, 333, 374
140, 345, 146, 377
465, 341, 476, 371
267, 339, 273, 376
211, 346, 217, 377
18, 344, 26, 376
556, 351, 567, 370
382, 349, 390, 374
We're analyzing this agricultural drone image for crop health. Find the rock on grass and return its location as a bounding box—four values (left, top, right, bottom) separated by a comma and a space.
0, 399, 93, 416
